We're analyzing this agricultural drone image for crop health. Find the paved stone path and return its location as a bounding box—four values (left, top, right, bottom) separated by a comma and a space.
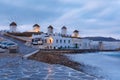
0, 55, 101, 80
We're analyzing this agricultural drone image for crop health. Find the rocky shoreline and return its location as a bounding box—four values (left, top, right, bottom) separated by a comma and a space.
28, 52, 81, 71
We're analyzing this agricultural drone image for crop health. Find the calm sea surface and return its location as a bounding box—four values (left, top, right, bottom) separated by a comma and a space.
100, 51, 120, 58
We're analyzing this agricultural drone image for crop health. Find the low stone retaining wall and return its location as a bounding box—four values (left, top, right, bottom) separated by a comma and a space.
39, 49, 99, 54
39, 49, 120, 54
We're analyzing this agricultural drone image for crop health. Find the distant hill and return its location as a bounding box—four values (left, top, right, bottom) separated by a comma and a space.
83, 37, 120, 41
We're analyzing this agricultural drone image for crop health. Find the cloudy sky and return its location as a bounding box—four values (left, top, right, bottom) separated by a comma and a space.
0, 0, 120, 39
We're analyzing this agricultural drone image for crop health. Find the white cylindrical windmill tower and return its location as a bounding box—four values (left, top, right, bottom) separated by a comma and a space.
61, 26, 67, 36
73, 30, 79, 37
9, 22, 17, 32
47, 25, 53, 35
33, 24, 40, 32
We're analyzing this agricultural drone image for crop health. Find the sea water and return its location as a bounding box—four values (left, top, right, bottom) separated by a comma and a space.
100, 51, 120, 58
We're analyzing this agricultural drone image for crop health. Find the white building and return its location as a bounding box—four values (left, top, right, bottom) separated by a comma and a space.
31, 25, 120, 50
99, 41, 120, 50
90, 41, 120, 50
32, 33, 91, 49
9, 22, 17, 32
32, 26, 91, 49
